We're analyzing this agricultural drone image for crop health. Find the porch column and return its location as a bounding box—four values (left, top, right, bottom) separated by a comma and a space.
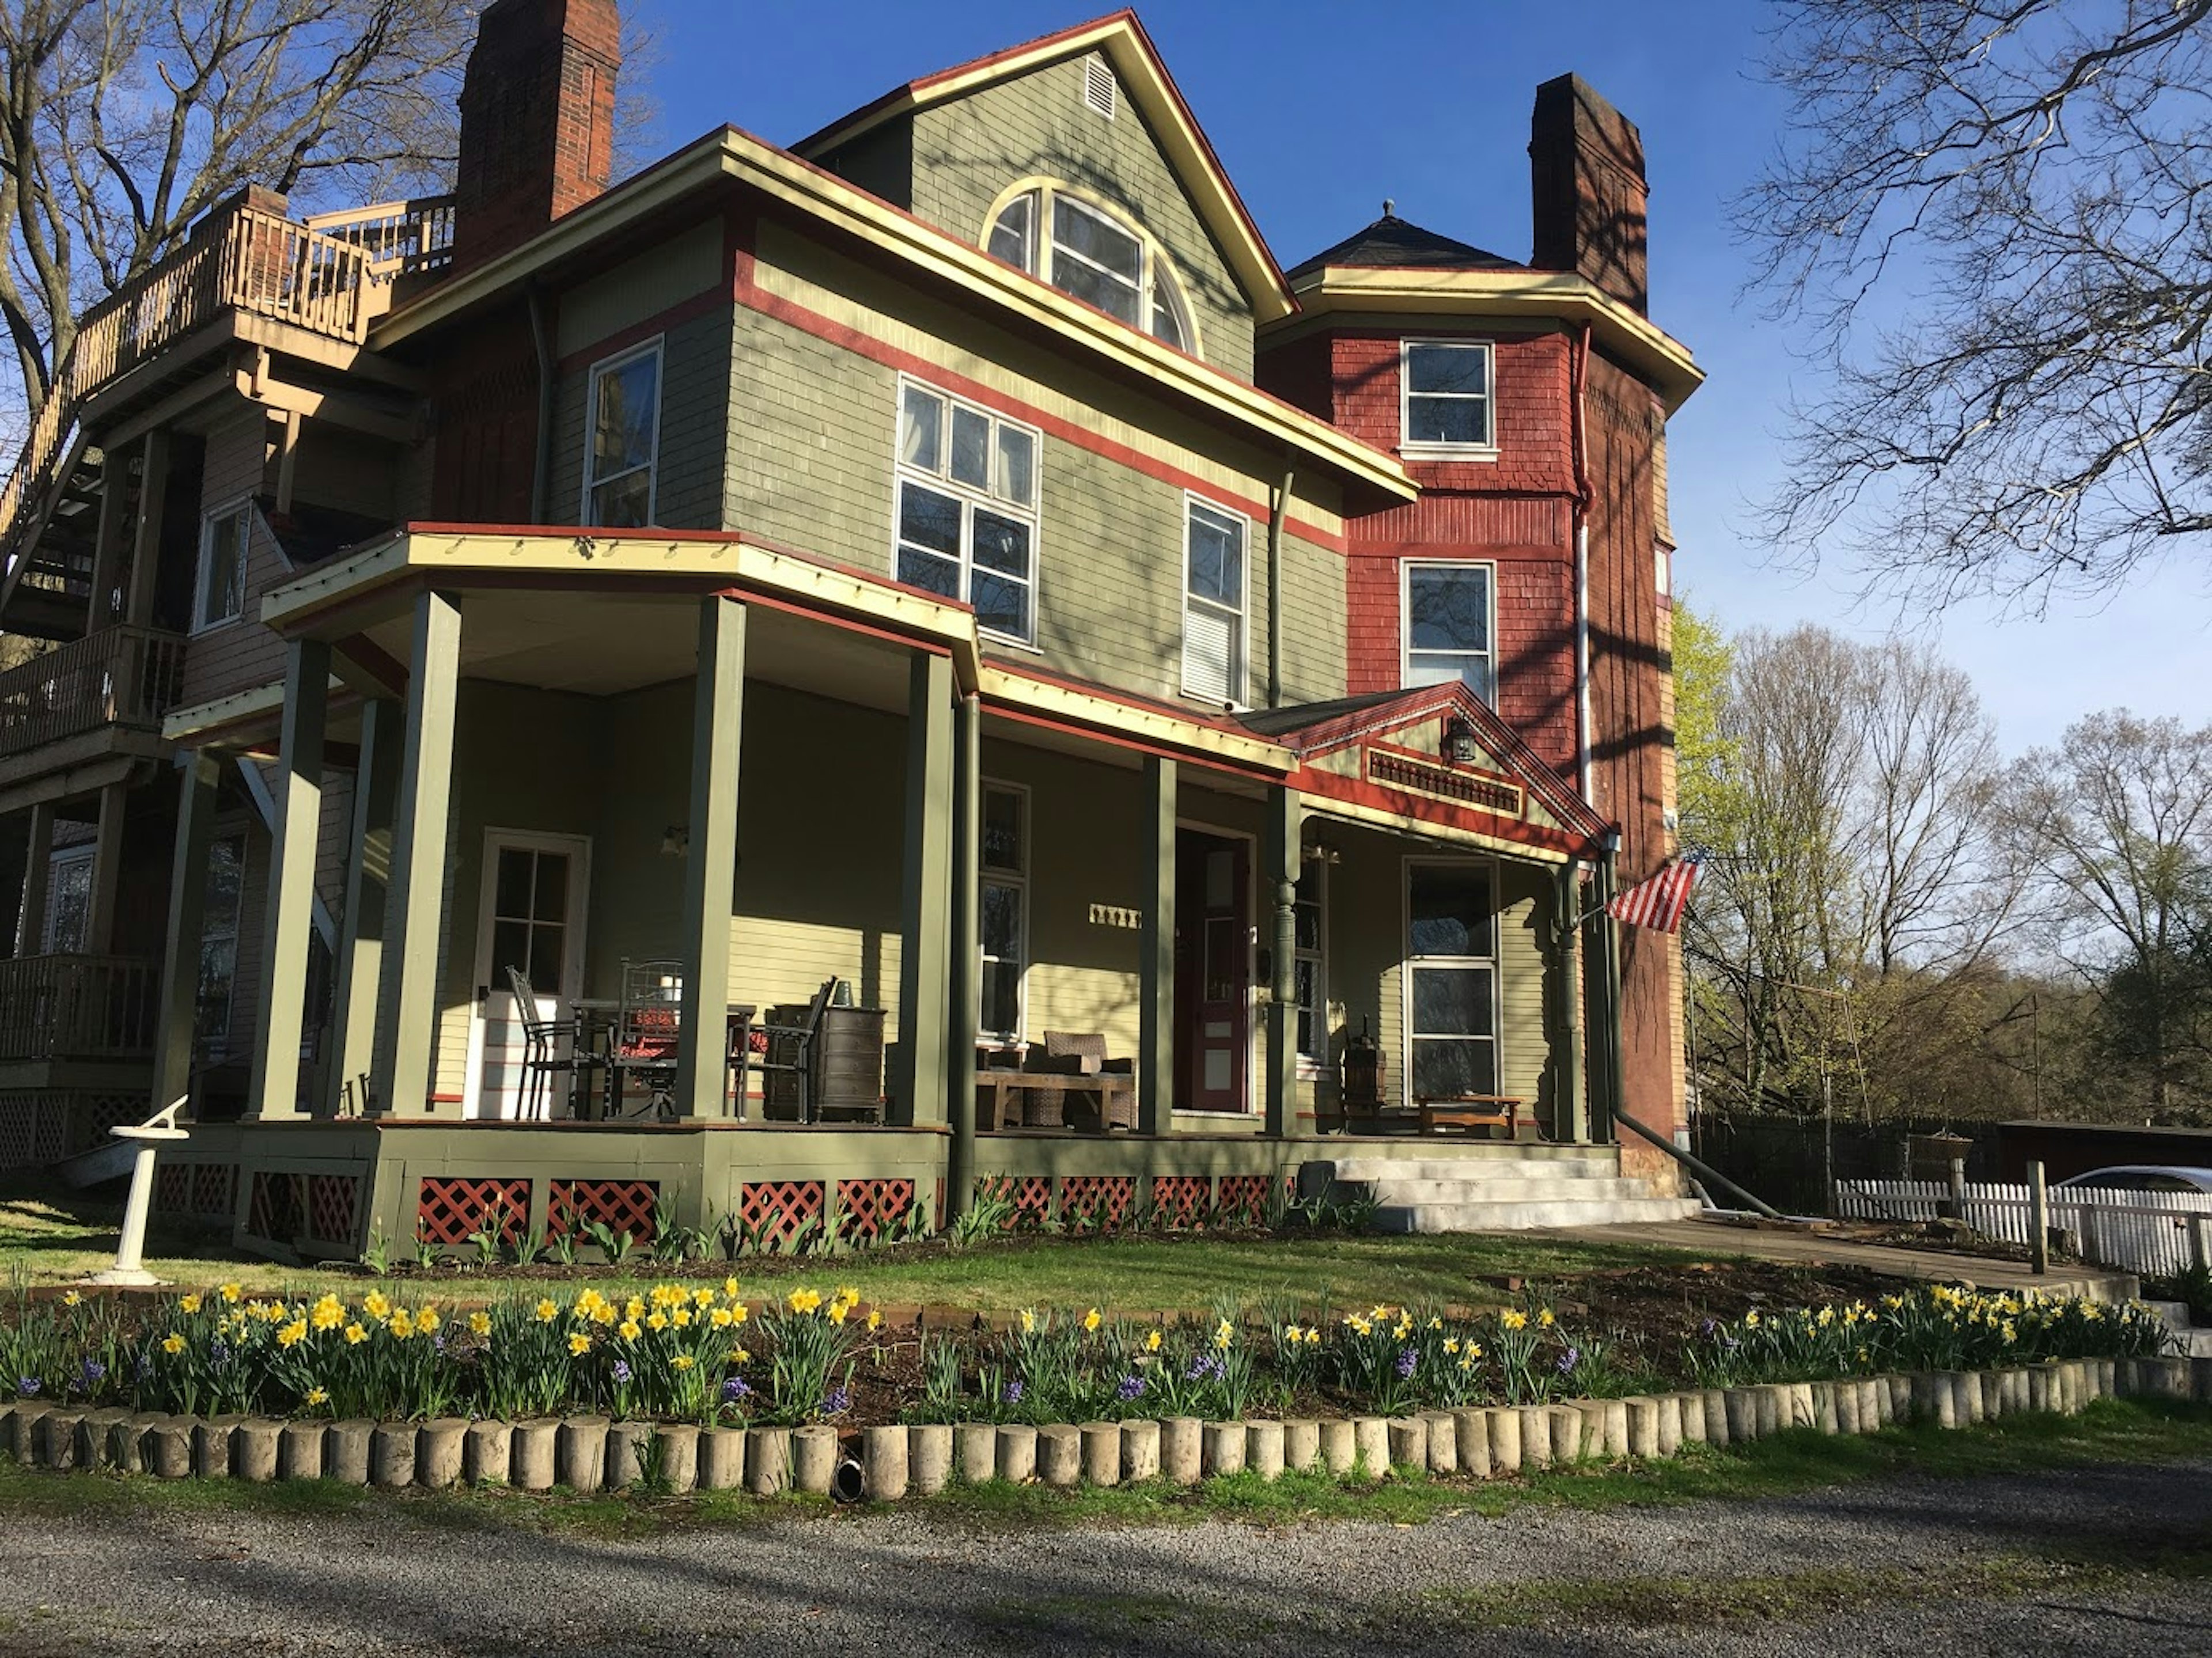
946, 690, 981, 1215
18, 800, 54, 955
328, 697, 402, 1114
1581, 851, 1626, 1138
122, 430, 169, 629
0, 813, 26, 959
86, 450, 131, 631
245, 638, 329, 1120
1263, 786, 1301, 1137
674, 597, 745, 1120
153, 751, 222, 1109
891, 650, 953, 1127
85, 780, 128, 954
1137, 756, 1177, 1135
1554, 860, 1589, 1143
373, 591, 462, 1118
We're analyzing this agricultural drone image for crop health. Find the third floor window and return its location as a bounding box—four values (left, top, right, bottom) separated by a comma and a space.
1401, 339, 1495, 456
585, 339, 661, 527
986, 185, 1195, 352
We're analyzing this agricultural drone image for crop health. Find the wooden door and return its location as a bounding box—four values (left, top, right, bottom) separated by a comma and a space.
463, 830, 590, 1121
1174, 829, 1251, 1114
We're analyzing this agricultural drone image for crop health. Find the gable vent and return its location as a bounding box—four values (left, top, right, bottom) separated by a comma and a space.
1082, 54, 1117, 120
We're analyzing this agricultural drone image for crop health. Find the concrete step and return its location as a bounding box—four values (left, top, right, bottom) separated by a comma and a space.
1321, 1154, 1620, 1185
2142, 1299, 2212, 1357
1373, 1195, 1704, 1234
1337, 1175, 1660, 1206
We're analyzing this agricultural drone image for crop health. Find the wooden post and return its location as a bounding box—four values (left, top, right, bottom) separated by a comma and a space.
1138, 756, 1177, 1136
1556, 859, 1588, 1143
328, 697, 402, 1113
946, 690, 981, 1217
85, 780, 129, 954
1262, 786, 1300, 1138
151, 751, 222, 1110
2028, 1160, 2049, 1276
86, 449, 132, 632
673, 598, 745, 1121
1945, 1156, 1967, 1222
245, 637, 328, 1120
18, 800, 54, 956
123, 430, 169, 629
373, 592, 462, 1118
891, 650, 953, 1128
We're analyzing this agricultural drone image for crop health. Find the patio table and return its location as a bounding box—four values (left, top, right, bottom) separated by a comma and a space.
572, 998, 757, 1120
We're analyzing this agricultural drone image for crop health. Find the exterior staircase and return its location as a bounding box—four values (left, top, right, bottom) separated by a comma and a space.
2142, 1299, 2212, 1359
1301, 1143, 1703, 1233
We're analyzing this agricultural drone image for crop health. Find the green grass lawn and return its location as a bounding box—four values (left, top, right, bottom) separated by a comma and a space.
3, 1186, 1725, 1314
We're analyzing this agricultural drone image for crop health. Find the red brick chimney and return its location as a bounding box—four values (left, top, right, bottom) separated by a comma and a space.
1528, 74, 1647, 314
452, 0, 621, 271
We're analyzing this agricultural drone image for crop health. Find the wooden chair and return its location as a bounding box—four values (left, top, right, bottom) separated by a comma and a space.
609, 957, 684, 1120
1024, 1030, 1136, 1132
757, 978, 838, 1122
505, 965, 582, 1121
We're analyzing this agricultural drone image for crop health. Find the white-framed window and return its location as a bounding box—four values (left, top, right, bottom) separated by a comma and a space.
1181, 496, 1247, 707
194, 500, 252, 631
584, 338, 662, 527
1402, 560, 1497, 704
1656, 541, 1673, 598
41, 844, 94, 955
1404, 859, 1499, 1102
1294, 855, 1328, 1066
983, 184, 1196, 352
895, 380, 1040, 643
196, 833, 246, 1056
979, 781, 1029, 1043
1400, 339, 1495, 455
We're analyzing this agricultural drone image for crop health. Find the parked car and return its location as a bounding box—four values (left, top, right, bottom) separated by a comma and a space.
2054, 1165, 2212, 1195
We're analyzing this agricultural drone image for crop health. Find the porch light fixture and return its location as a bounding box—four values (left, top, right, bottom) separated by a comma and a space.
1443, 715, 1479, 765
660, 825, 688, 857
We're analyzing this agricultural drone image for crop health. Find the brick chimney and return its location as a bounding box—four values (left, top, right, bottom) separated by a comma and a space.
1528, 74, 1647, 314
452, 0, 621, 271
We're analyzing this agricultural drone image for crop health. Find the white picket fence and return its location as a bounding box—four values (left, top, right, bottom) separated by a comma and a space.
1834, 1178, 2212, 1280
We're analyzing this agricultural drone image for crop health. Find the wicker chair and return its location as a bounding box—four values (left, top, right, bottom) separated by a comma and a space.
1022, 1030, 1136, 1132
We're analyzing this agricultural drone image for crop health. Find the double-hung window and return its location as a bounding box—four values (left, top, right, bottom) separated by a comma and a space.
896, 382, 1040, 643
978, 783, 1028, 1042
195, 502, 251, 631
1401, 340, 1495, 454
1182, 498, 1247, 706
1293, 859, 1327, 1066
984, 185, 1196, 352
585, 339, 661, 527
1402, 560, 1497, 704
1406, 860, 1498, 1102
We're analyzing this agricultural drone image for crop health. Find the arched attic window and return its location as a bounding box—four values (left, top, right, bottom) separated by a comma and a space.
987, 185, 1196, 352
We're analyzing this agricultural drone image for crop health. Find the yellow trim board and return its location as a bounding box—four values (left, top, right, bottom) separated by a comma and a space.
370, 134, 1414, 501
1302, 793, 1571, 865
978, 664, 1293, 773
1283, 266, 1704, 413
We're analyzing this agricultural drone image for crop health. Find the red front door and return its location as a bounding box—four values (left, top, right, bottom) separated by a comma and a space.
1173, 829, 1251, 1113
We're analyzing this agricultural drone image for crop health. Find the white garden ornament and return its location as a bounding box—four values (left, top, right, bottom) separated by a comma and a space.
86, 1097, 190, 1287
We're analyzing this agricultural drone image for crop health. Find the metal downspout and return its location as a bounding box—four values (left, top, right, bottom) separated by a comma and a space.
1266, 462, 1294, 708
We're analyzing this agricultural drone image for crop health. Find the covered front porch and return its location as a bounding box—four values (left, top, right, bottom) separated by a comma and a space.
147, 529, 1633, 1258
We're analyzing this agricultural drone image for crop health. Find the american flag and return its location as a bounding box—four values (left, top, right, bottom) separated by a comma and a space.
1605, 852, 1703, 934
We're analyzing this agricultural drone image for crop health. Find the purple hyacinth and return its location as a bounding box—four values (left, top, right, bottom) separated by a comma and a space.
1115, 1373, 1146, 1402
722, 1375, 752, 1402
822, 1386, 851, 1416
1699, 1317, 1719, 1338
16, 1376, 38, 1398
209, 1340, 230, 1367
77, 1359, 105, 1390
611, 1360, 632, 1386
1184, 1353, 1225, 1383
1555, 1346, 1581, 1376
1395, 1347, 1418, 1379
1001, 1379, 1024, 1405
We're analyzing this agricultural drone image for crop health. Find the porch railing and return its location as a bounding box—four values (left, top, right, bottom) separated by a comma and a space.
0, 954, 160, 1061
0, 624, 186, 757
0, 191, 450, 614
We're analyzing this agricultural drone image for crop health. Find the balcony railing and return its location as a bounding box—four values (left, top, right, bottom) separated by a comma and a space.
0, 955, 160, 1062
0, 191, 453, 608
0, 624, 185, 758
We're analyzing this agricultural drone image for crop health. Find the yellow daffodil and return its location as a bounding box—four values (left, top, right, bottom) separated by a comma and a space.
1499, 1309, 1528, 1331
1743, 1311, 1761, 1329
646, 1310, 670, 1332
1444, 1338, 1460, 1355
837, 1285, 859, 1305
1537, 1308, 1555, 1329
1428, 1316, 1443, 1331
694, 1287, 715, 1308
534, 1297, 559, 1323
179, 1293, 202, 1314
826, 1301, 848, 1326
389, 1308, 416, 1340
304, 1387, 328, 1408
344, 1323, 367, 1346
1019, 1308, 1036, 1333
362, 1291, 391, 1322
619, 1319, 642, 1342
723, 1275, 741, 1302
672, 1354, 695, 1372
278, 1319, 308, 1349
311, 1295, 344, 1331
671, 1307, 692, 1329
61, 1290, 81, 1307
866, 1308, 882, 1331
569, 1332, 593, 1355
624, 1297, 647, 1323
1082, 1308, 1103, 1333
1145, 1329, 1162, 1352
730, 1302, 749, 1326
220, 1283, 243, 1304
1467, 1342, 1483, 1359
733, 1346, 751, 1365
787, 1288, 821, 1315
416, 1307, 441, 1335
710, 1307, 734, 1329
160, 1333, 185, 1355
468, 1311, 492, 1338
1305, 1328, 1321, 1346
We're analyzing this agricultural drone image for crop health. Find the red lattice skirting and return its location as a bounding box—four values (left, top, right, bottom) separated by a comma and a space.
739, 1180, 825, 1251
416, 1176, 530, 1247
307, 1174, 362, 1247
1215, 1173, 1272, 1225
1152, 1174, 1212, 1228
191, 1163, 235, 1221
549, 1179, 659, 1244
1060, 1174, 1135, 1228
978, 1174, 1053, 1229
835, 1178, 914, 1243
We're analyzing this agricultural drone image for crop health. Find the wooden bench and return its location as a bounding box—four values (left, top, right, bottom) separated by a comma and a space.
1416, 1095, 1526, 1138
977, 1069, 1128, 1132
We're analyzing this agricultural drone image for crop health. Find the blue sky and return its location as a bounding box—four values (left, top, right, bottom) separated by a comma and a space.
641, 0, 2207, 754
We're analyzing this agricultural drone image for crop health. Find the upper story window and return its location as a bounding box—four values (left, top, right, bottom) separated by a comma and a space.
585, 339, 661, 527
896, 381, 1039, 643
985, 185, 1196, 352
1402, 560, 1496, 705
194, 500, 251, 631
1182, 496, 1247, 707
1401, 339, 1495, 456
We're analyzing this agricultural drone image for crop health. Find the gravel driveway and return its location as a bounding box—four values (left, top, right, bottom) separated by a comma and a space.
2, 1459, 2209, 1656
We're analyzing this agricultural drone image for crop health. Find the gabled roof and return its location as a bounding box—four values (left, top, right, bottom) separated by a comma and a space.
791, 10, 1296, 324
1286, 213, 1525, 280
1252, 680, 1609, 847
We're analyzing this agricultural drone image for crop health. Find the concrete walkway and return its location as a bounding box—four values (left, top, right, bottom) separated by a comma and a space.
1547, 1216, 2139, 1299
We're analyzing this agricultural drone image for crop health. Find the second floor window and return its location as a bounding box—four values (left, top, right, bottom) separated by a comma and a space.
1401, 340, 1495, 454
1403, 560, 1495, 704
986, 185, 1195, 352
586, 340, 661, 526
896, 382, 1039, 643
195, 502, 251, 630
1183, 498, 1247, 707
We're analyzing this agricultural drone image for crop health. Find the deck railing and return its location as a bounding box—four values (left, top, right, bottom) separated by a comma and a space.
0, 624, 186, 757
0, 955, 160, 1061
0, 191, 451, 608
1836, 1176, 2212, 1279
